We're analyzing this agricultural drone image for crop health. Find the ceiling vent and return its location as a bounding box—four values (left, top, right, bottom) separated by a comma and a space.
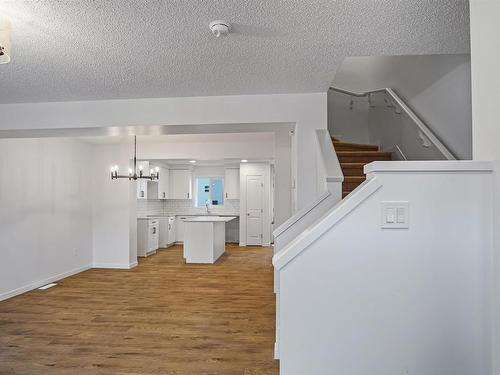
209, 20, 231, 38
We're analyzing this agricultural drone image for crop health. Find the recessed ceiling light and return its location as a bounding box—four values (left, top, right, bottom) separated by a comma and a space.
241, 159, 248, 163
189, 160, 196, 163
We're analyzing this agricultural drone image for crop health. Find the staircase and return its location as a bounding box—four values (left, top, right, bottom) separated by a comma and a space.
332, 138, 392, 198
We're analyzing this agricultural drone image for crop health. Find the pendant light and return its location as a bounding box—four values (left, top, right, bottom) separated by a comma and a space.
110, 136, 159, 181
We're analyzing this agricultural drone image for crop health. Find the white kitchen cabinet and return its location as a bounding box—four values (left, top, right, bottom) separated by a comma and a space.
157, 167, 169, 199
158, 216, 176, 247
169, 169, 192, 199
224, 168, 240, 199
137, 179, 158, 200
168, 216, 176, 244
137, 218, 159, 257
158, 217, 169, 247
176, 216, 188, 243
136, 161, 159, 200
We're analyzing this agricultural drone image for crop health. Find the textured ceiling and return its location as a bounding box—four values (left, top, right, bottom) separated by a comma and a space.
0, 0, 470, 104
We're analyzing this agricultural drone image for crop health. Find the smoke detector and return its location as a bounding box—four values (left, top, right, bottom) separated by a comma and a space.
209, 20, 231, 38
0, 16, 11, 64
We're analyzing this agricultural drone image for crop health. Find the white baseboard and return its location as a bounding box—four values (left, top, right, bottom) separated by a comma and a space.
93, 261, 137, 269
0, 263, 92, 302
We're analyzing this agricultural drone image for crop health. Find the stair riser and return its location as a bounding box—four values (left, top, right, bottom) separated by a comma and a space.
341, 166, 364, 176
343, 180, 365, 191
338, 155, 391, 163
334, 145, 379, 152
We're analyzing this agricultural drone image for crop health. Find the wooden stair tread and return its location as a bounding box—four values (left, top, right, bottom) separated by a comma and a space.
333, 141, 379, 151
336, 151, 391, 156
344, 176, 366, 181
330, 134, 393, 199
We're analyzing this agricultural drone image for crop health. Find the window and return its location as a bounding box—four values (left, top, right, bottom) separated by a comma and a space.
195, 177, 224, 207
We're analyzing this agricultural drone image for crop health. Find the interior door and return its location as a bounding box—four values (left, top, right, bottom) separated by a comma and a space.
246, 175, 263, 245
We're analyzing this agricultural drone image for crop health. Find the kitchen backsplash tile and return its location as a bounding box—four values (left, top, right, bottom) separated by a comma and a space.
137, 199, 239, 217
164, 199, 240, 215
136, 199, 164, 217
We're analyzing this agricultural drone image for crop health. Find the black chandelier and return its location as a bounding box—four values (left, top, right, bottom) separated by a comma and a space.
110, 136, 159, 181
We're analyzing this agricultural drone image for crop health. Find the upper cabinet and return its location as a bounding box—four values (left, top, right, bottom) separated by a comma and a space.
169, 169, 192, 199
157, 166, 169, 199
224, 168, 240, 199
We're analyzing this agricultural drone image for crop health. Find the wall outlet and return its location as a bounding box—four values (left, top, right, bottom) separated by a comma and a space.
381, 201, 409, 229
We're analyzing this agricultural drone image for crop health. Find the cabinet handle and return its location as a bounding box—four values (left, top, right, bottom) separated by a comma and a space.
225, 192, 228, 198
163, 192, 166, 198
187, 192, 190, 198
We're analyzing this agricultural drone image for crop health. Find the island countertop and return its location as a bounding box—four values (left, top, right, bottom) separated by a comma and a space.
183, 216, 237, 223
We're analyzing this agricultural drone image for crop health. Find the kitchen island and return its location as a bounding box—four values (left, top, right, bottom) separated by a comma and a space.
183, 216, 237, 264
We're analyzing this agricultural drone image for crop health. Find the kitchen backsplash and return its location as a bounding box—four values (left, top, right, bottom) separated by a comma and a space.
164, 199, 240, 215
136, 200, 164, 217
137, 199, 240, 217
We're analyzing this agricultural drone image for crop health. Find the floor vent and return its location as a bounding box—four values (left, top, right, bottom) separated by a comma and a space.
38, 283, 57, 290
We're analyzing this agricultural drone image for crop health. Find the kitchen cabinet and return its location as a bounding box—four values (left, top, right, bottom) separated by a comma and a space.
158, 216, 176, 247
224, 168, 240, 199
137, 161, 158, 200
157, 167, 169, 199
137, 218, 159, 257
168, 216, 176, 244
137, 179, 158, 200
169, 169, 192, 199
176, 216, 188, 243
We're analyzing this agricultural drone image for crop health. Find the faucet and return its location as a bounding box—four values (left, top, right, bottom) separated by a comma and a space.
205, 201, 210, 214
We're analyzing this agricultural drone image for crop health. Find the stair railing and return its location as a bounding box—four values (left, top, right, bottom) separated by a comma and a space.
329, 87, 456, 160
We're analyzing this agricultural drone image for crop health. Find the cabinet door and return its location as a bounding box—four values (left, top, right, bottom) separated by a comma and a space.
157, 167, 169, 199
176, 217, 186, 242
168, 218, 176, 244
137, 161, 150, 199
137, 179, 148, 199
224, 168, 240, 199
170, 170, 192, 199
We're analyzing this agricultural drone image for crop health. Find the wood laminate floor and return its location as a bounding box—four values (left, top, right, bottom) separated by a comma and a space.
0, 245, 278, 375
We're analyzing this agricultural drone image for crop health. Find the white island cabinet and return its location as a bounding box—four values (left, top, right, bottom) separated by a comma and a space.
183, 216, 236, 264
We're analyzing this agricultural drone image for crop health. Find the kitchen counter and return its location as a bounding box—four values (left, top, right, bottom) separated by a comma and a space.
183, 216, 237, 264
183, 216, 236, 222
137, 214, 239, 219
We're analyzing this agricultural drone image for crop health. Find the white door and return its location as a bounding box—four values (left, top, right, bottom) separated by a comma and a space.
246, 175, 263, 245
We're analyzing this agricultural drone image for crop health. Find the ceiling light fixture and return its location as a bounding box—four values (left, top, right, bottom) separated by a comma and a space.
241, 159, 248, 163
0, 16, 11, 64
209, 20, 231, 38
189, 160, 197, 164
110, 136, 159, 181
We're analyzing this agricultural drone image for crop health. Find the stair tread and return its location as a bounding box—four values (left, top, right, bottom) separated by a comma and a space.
333, 141, 379, 150
336, 151, 391, 155
344, 176, 366, 181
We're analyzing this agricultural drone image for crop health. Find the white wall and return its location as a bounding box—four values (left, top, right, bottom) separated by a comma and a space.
330, 54, 472, 159
469, 2, 500, 373
276, 162, 493, 375
0, 92, 326, 211
91, 143, 137, 269
239, 163, 272, 246
0, 138, 93, 300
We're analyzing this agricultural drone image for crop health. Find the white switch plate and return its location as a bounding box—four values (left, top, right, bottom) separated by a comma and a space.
381, 201, 409, 229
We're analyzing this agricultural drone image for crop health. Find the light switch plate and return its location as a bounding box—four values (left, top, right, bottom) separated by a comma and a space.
381, 201, 409, 229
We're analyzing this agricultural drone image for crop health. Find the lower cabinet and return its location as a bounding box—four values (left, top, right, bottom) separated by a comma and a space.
158, 216, 176, 247
176, 216, 187, 243
137, 218, 159, 257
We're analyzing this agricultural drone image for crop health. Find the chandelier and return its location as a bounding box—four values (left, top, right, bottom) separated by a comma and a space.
110, 136, 159, 180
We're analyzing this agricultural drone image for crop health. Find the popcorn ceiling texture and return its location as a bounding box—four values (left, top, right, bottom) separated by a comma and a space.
0, 0, 469, 104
